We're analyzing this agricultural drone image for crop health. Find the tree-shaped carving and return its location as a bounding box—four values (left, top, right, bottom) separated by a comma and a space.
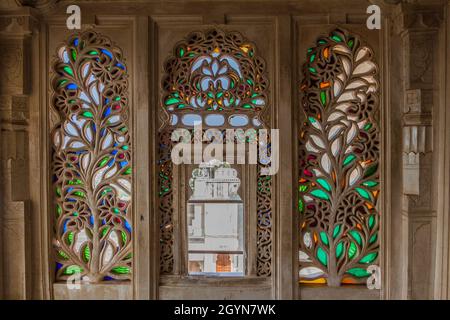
51, 31, 132, 282
298, 29, 380, 286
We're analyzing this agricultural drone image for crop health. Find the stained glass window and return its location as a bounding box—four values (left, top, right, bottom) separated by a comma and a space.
161, 29, 268, 130
159, 29, 273, 277
298, 29, 380, 286
51, 31, 132, 282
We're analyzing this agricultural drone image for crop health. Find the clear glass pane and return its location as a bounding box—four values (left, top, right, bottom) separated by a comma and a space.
187, 160, 244, 276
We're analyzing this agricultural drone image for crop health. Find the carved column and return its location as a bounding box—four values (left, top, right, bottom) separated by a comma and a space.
396, 4, 443, 300
0, 7, 36, 299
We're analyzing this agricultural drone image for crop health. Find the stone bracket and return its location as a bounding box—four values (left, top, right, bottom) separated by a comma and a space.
403, 89, 433, 196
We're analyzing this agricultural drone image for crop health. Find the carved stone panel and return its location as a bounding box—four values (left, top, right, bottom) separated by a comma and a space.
0, 41, 24, 95
399, 5, 443, 300
1, 201, 28, 299
409, 217, 435, 299
403, 89, 433, 198
0, 12, 32, 299
408, 34, 434, 87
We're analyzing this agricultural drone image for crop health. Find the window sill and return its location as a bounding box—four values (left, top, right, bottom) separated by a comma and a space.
160, 274, 271, 287
298, 284, 381, 300
53, 282, 132, 300
159, 275, 271, 299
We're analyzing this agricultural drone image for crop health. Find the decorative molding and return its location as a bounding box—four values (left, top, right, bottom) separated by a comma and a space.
0, 0, 59, 12
0, 43, 23, 94
392, 3, 444, 35
0, 95, 29, 127
401, 8, 438, 201
28, 0, 60, 11
402, 89, 434, 199
0, 3, 34, 300
409, 217, 435, 299
396, 0, 442, 301
0, 15, 36, 37
1, 200, 28, 299
0, 1, 23, 11
403, 89, 432, 155
159, 27, 273, 277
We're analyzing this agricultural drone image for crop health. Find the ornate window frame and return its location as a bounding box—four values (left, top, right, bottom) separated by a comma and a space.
158, 28, 273, 278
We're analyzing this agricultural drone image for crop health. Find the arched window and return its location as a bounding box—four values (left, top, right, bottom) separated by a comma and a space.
298, 29, 380, 286
159, 28, 272, 277
51, 31, 132, 282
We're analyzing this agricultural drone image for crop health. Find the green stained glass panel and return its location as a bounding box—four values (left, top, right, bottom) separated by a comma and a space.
311, 189, 329, 200
346, 268, 370, 278
333, 225, 341, 239
336, 242, 344, 259
63, 66, 74, 76
63, 265, 83, 275
111, 266, 130, 274
343, 154, 356, 166
83, 246, 91, 262
320, 232, 329, 246
359, 252, 378, 264
320, 91, 327, 105
348, 242, 357, 259
349, 230, 362, 245
356, 187, 371, 200
317, 247, 328, 266
368, 215, 375, 229
317, 178, 331, 192
363, 181, 378, 188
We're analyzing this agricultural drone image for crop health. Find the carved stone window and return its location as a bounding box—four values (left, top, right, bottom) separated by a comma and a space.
51, 31, 132, 282
298, 29, 380, 286
159, 28, 272, 277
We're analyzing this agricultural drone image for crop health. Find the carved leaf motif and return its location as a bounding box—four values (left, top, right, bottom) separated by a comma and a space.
299, 29, 380, 286
51, 31, 132, 282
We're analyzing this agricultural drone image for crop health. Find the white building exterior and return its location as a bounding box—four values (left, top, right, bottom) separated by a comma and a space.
187, 161, 244, 275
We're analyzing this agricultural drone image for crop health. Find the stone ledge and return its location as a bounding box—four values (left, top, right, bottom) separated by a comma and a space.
299, 284, 381, 300
53, 282, 132, 300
